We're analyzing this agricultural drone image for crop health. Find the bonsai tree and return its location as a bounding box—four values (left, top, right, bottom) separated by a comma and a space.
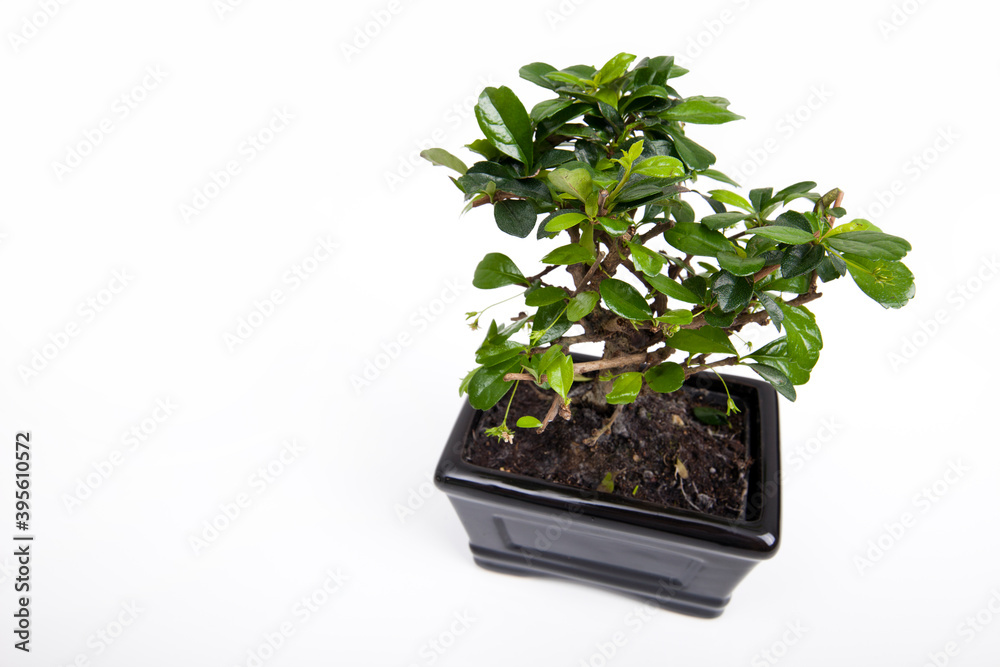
423, 54, 914, 443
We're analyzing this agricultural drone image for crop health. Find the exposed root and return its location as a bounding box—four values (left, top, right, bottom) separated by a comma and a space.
584, 403, 624, 446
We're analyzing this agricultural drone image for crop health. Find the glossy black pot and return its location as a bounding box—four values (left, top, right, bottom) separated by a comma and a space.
434, 371, 781, 618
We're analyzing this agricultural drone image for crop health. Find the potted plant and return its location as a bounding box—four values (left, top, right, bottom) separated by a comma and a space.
424, 54, 914, 617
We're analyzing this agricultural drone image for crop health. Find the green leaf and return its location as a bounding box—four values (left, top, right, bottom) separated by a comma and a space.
544, 211, 588, 232
779, 303, 823, 369
749, 337, 810, 385
545, 70, 593, 88
827, 219, 881, 236
419, 148, 467, 175
654, 309, 694, 325
541, 243, 596, 265
597, 216, 630, 236
773, 181, 816, 201
494, 199, 537, 238
667, 327, 736, 355
662, 99, 744, 124
750, 225, 817, 245
645, 362, 684, 393
566, 291, 600, 321
757, 292, 784, 331
816, 253, 848, 283
825, 231, 911, 261
664, 223, 732, 256
647, 274, 702, 303
627, 242, 664, 276
633, 155, 685, 179
607, 372, 643, 404
600, 279, 653, 321
524, 286, 568, 307
708, 189, 753, 212
475, 86, 534, 167
712, 271, 754, 312
473, 253, 529, 289
476, 339, 526, 366
781, 244, 826, 279
468, 359, 520, 410
530, 97, 576, 123
531, 302, 571, 346
698, 169, 740, 187
701, 212, 747, 230
717, 252, 765, 276
594, 52, 636, 85
459, 367, 478, 396
745, 363, 797, 401
519, 62, 559, 90
548, 354, 574, 400
516, 416, 543, 428
843, 255, 916, 309
548, 168, 594, 202
671, 134, 716, 170
749, 188, 773, 212
693, 406, 729, 426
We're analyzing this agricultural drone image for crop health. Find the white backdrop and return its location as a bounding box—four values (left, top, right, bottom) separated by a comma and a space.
1, 0, 999, 665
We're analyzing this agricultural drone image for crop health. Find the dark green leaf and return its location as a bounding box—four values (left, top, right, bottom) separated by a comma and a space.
645, 362, 684, 393
531, 302, 571, 346
473, 253, 529, 289
816, 253, 847, 283
597, 216, 631, 236
671, 134, 716, 170
475, 86, 534, 167
476, 339, 526, 366
607, 372, 643, 404
600, 279, 653, 321
746, 363, 797, 401
693, 406, 728, 426
698, 169, 740, 187
468, 358, 520, 410
773, 181, 816, 201
666, 327, 736, 354
781, 244, 826, 279
494, 200, 537, 238
654, 309, 694, 325
712, 271, 754, 312
757, 292, 784, 331
775, 210, 814, 233
704, 309, 736, 327
749, 188, 773, 212
519, 62, 559, 90
749, 337, 810, 385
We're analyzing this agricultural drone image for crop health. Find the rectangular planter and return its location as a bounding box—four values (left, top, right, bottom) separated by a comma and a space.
434, 372, 781, 618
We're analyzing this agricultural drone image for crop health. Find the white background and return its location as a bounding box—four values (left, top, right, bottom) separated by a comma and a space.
1, 0, 999, 665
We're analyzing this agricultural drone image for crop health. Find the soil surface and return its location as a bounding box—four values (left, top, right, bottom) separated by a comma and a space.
464, 386, 751, 520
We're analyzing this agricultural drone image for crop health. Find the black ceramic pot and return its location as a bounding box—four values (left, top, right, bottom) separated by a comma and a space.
434, 371, 781, 618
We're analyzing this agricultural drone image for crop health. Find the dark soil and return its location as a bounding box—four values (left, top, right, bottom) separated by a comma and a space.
464, 386, 751, 520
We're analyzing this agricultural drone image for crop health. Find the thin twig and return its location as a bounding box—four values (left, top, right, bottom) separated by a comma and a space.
504, 353, 649, 383
584, 403, 624, 445
537, 394, 564, 433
